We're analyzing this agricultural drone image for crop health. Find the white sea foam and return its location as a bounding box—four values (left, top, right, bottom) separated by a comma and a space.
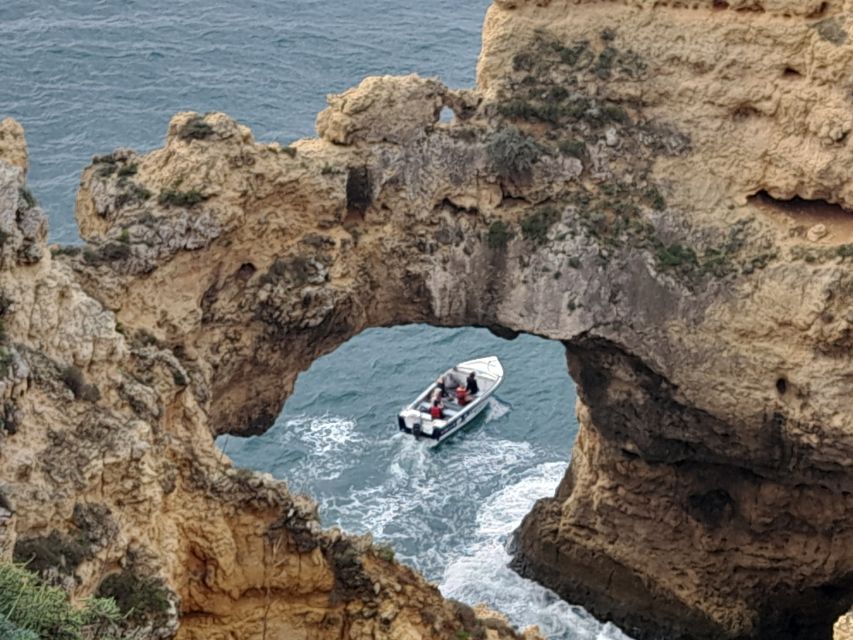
270, 414, 364, 481
485, 397, 512, 423
475, 461, 565, 537
228, 394, 631, 639
281, 414, 360, 456
440, 461, 633, 640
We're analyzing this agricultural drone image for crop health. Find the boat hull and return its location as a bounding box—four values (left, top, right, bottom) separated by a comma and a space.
397, 356, 503, 444
398, 396, 491, 443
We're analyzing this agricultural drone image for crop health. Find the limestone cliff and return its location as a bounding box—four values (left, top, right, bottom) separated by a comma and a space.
0, 118, 539, 640
3, 0, 853, 639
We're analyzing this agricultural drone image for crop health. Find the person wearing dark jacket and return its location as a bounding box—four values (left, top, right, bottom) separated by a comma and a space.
435, 375, 447, 397
466, 372, 479, 396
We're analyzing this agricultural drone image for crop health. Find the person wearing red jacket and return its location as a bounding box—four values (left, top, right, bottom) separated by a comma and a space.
456, 384, 469, 406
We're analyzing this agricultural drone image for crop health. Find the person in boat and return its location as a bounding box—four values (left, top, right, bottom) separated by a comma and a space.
455, 383, 469, 406
435, 375, 447, 397
430, 399, 444, 419
466, 371, 479, 396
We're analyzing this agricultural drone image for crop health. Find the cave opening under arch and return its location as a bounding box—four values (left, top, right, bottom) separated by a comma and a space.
215, 324, 598, 637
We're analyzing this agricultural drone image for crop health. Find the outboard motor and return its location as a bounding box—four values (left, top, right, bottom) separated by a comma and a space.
412, 422, 422, 440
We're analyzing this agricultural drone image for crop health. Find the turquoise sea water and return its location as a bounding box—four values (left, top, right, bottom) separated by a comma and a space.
220, 327, 629, 639
2, 2, 630, 637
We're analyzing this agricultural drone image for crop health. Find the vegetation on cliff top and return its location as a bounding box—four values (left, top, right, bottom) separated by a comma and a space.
157, 188, 208, 208
487, 220, 513, 250
96, 571, 171, 629
0, 562, 129, 640
176, 115, 215, 141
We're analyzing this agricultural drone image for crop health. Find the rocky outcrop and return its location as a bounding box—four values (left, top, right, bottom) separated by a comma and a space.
4, 0, 853, 639
0, 120, 539, 640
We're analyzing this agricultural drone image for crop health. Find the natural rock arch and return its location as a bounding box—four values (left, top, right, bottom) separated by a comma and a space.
2, 1, 853, 639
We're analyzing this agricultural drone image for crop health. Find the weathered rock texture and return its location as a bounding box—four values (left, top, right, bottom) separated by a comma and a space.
0, 119, 539, 640
4, 0, 853, 639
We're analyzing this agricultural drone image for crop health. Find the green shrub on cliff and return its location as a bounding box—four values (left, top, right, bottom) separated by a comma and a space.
487, 221, 513, 250
0, 616, 38, 640
13, 531, 90, 577
486, 126, 540, 183
521, 206, 560, 245
0, 348, 13, 378
115, 183, 152, 209
116, 164, 137, 178
18, 188, 37, 210
558, 139, 585, 158
645, 186, 666, 211
177, 116, 214, 141
655, 243, 698, 269
52, 246, 82, 258
96, 571, 171, 629
158, 189, 207, 208
373, 542, 396, 563
0, 561, 123, 640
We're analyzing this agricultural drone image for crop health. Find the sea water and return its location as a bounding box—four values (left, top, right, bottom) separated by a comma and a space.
220, 327, 630, 640
2, 2, 631, 637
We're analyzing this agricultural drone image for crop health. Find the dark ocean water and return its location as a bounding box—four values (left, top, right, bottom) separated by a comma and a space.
2, 2, 630, 637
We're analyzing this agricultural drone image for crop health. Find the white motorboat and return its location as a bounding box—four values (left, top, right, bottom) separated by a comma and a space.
398, 356, 504, 444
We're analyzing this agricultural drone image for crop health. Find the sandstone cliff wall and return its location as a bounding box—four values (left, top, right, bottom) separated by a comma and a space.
0, 116, 537, 640
2, 0, 853, 638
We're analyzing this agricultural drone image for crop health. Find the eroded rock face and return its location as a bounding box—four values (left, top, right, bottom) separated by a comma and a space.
4, 0, 853, 639
0, 122, 538, 640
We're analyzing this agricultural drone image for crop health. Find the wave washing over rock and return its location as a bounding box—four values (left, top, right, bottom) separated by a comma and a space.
2, 0, 853, 639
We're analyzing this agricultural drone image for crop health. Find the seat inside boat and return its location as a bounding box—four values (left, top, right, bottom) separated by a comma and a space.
417, 368, 491, 417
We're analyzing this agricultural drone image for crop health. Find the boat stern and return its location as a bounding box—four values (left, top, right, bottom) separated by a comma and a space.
398, 409, 443, 441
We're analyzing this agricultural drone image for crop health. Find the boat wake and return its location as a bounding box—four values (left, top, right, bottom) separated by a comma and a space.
221, 355, 631, 640
485, 397, 511, 423
440, 461, 632, 640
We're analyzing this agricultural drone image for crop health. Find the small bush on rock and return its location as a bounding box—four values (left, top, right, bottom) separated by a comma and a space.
96, 571, 171, 628
373, 543, 396, 563
0, 616, 38, 640
82, 242, 131, 266
115, 183, 152, 209
558, 139, 585, 158
521, 206, 560, 244
18, 188, 37, 210
158, 189, 207, 208
656, 243, 698, 269
13, 531, 90, 578
486, 126, 540, 183
116, 164, 137, 178
0, 349, 13, 378
96, 163, 118, 178
487, 221, 513, 250
52, 246, 82, 258
0, 561, 124, 640
177, 116, 214, 141
645, 186, 666, 211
